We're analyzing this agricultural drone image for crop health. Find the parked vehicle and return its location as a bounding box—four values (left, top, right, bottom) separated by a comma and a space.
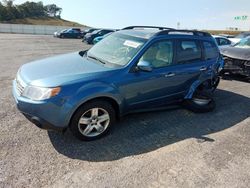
54, 29, 67, 37
83, 29, 114, 44
13, 26, 223, 141
58, 28, 83, 39
230, 32, 250, 44
82, 28, 99, 37
93, 32, 113, 44
213, 35, 232, 47
220, 37, 250, 77
218, 34, 235, 39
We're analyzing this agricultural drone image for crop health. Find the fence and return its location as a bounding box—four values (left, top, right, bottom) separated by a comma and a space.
0, 23, 88, 35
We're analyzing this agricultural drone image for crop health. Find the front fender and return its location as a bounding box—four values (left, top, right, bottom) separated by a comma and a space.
65, 82, 124, 125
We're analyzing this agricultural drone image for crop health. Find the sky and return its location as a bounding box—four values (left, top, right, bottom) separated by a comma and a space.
14, 0, 250, 30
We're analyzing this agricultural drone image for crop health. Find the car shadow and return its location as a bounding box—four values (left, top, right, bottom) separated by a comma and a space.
48, 89, 250, 162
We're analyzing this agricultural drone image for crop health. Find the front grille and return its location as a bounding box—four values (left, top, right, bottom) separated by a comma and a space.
15, 74, 26, 96
224, 57, 246, 67
16, 79, 24, 95
223, 56, 250, 75
245, 61, 250, 69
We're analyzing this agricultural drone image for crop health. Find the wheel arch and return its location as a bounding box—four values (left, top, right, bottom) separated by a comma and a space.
185, 78, 218, 99
68, 96, 121, 127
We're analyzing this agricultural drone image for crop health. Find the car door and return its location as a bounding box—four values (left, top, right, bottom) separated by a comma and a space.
65, 30, 72, 38
171, 39, 209, 93
74, 30, 81, 38
70, 30, 76, 38
120, 40, 189, 110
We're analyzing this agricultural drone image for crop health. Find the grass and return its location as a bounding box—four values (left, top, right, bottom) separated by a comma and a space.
3, 17, 85, 27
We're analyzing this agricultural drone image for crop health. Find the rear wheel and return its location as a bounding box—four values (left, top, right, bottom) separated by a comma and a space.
70, 101, 116, 141
184, 92, 216, 113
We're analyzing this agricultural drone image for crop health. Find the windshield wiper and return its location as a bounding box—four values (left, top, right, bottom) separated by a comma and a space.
87, 55, 106, 64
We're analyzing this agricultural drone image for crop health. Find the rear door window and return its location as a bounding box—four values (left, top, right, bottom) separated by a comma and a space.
176, 40, 202, 63
203, 41, 219, 60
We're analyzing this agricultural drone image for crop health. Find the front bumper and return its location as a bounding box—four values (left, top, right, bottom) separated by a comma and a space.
223, 57, 250, 76
12, 80, 69, 131
23, 113, 65, 131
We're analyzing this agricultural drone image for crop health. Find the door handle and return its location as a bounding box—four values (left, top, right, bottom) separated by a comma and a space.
200, 67, 207, 71
165, 73, 175, 77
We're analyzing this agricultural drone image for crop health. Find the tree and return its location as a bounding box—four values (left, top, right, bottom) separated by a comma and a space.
2, 0, 14, 7
0, 2, 6, 21
2, 0, 16, 20
0, 1, 63, 21
44, 4, 62, 18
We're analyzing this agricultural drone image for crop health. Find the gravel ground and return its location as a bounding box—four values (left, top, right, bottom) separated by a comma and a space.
0, 34, 250, 188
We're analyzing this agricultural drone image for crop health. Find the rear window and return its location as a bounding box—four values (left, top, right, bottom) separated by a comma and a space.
177, 40, 202, 63
203, 41, 219, 60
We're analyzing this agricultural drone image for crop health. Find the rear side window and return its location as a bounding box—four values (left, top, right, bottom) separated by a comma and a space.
177, 40, 202, 63
203, 41, 219, 60
219, 38, 231, 46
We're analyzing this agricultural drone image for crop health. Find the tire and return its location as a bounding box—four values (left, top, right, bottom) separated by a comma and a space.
70, 100, 116, 141
183, 92, 216, 113
60, 35, 64, 39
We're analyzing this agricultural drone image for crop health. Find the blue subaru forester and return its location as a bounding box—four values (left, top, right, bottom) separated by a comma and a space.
13, 26, 223, 141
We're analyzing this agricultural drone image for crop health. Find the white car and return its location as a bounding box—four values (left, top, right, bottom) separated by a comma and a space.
212, 35, 232, 47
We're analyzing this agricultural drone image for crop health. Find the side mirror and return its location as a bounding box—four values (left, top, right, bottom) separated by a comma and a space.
137, 61, 153, 72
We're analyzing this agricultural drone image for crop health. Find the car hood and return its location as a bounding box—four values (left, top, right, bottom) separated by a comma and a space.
220, 46, 250, 61
19, 52, 112, 87
229, 38, 241, 44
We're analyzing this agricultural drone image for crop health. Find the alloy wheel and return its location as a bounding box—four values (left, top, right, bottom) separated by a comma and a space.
78, 108, 110, 137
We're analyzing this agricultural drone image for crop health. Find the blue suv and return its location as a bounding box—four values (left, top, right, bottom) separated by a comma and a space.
13, 26, 223, 141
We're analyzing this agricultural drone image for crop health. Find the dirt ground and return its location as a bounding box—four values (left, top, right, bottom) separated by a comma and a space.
0, 34, 250, 188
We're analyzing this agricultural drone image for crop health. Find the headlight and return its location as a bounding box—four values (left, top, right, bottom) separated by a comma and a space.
22, 86, 61, 101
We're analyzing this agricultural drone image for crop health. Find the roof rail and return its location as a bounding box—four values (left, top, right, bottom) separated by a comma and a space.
122, 26, 174, 30
156, 29, 211, 37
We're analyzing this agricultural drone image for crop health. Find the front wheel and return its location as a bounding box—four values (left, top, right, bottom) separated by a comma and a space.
183, 92, 216, 113
70, 101, 116, 141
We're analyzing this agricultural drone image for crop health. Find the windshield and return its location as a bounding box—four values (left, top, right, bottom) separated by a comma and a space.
87, 32, 146, 66
235, 33, 250, 39
235, 37, 250, 48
